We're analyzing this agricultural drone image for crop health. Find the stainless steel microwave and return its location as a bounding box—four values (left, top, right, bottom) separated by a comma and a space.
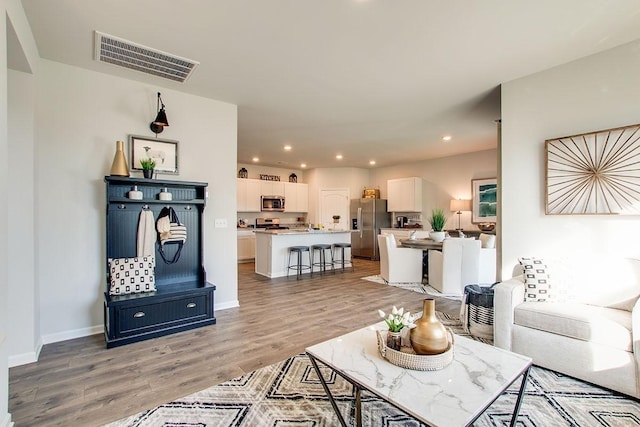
261, 195, 285, 212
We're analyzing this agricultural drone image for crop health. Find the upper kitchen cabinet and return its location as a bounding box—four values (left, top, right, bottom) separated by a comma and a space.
237, 178, 261, 212
260, 180, 285, 196
284, 182, 309, 212
387, 177, 422, 212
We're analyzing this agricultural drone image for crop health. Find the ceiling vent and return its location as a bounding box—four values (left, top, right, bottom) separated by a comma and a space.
94, 31, 199, 83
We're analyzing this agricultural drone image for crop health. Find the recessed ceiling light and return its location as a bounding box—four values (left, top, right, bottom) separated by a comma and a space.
284, 145, 292, 151
369, 160, 376, 165
336, 154, 343, 160
442, 135, 452, 141
301, 163, 307, 168
252, 157, 259, 162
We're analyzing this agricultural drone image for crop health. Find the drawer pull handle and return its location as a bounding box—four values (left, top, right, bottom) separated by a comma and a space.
133, 311, 145, 318
186, 302, 196, 308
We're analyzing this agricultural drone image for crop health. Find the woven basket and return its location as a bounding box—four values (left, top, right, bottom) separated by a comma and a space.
376, 329, 454, 371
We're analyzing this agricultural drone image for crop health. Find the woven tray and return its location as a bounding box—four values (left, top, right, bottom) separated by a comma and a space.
376, 329, 454, 371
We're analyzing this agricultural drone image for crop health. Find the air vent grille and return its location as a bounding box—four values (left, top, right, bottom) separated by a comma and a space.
94, 31, 199, 83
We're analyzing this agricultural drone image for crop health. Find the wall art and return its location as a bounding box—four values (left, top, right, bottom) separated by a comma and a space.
129, 135, 179, 175
545, 123, 640, 215
472, 178, 497, 223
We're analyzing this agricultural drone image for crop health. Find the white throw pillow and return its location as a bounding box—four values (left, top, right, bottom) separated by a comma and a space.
109, 256, 156, 295
518, 257, 551, 302
479, 233, 496, 249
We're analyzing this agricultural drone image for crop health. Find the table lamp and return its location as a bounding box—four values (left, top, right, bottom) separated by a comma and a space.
450, 199, 472, 231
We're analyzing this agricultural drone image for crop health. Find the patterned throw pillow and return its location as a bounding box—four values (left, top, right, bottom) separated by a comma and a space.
109, 256, 156, 295
518, 257, 551, 302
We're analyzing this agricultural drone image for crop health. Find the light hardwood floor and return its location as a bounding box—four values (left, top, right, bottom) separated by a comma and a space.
9, 259, 459, 426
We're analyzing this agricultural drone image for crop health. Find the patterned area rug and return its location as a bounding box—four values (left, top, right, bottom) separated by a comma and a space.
361, 274, 462, 300
106, 314, 640, 427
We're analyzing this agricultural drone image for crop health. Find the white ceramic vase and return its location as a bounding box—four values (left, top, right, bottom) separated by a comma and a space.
429, 231, 446, 242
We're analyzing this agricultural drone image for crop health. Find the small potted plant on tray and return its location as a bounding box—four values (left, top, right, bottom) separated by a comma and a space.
428, 208, 447, 242
378, 306, 416, 350
140, 158, 156, 179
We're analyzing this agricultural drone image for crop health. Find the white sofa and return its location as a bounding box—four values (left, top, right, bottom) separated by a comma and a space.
494, 256, 640, 398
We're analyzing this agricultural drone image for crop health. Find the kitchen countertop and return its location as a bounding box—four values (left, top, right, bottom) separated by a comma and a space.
254, 229, 353, 235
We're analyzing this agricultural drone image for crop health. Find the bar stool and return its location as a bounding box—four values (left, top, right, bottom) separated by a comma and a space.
310, 244, 333, 275
332, 242, 354, 272
287, 246, 311, 280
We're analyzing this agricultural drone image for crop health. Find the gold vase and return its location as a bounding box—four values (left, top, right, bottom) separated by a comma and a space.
410, 298, 449, 355
110, 140, 130, 177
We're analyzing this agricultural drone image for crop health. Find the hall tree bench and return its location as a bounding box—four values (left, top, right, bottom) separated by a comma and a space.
103, 176, 216, 348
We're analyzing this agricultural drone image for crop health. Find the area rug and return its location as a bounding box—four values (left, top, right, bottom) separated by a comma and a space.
361, 274, 462, 300
106, 315, 640, 427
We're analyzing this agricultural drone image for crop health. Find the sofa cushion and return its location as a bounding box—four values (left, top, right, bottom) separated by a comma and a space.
519, 257, 552, 302
545, 257, 640, 310
514, 302, 632, 352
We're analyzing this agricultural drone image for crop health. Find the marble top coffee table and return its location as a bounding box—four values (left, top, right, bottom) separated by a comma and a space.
306, 322, 532, 427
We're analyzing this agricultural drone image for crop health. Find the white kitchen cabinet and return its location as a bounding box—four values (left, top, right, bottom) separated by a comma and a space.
284, 182, 309, 212
237, 179, 261, 212
387, 177, 422, 212
237, 230, 256, 262
260, 180, 285, 196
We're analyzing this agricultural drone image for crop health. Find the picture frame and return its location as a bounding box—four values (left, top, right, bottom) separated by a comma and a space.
129, 135, 179, 175
472, 178, 497, 223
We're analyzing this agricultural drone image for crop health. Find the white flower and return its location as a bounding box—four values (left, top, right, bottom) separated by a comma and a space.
379, 305, 414, 332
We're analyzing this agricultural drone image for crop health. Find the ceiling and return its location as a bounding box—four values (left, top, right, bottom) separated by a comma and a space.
19, 1, 640, 169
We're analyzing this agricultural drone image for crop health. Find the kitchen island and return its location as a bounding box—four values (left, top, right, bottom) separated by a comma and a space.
255, 229, 352, 278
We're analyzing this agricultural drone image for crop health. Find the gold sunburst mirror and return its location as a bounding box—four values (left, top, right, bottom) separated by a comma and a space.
546, 123, 640, 215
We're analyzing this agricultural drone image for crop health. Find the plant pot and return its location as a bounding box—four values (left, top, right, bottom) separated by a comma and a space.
386, 330, 402, 351
429, 231, 446, 242
143, 169, 154, 179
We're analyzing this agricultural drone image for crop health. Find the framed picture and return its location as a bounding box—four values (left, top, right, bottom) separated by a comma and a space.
472, 178, 497, 223
129, 135, 179, 174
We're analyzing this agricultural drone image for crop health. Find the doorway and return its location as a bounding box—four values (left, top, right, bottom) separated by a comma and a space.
319, 188, 350, 229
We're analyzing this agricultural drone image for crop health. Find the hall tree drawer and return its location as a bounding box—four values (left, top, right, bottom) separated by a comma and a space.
117, 295, 209, 335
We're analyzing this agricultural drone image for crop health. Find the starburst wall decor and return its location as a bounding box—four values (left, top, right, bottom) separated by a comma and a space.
546, 123, 640, 215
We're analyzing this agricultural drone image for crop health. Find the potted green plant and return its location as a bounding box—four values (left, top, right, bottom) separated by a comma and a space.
140, 158, 156, 179
428, 208, 447, 242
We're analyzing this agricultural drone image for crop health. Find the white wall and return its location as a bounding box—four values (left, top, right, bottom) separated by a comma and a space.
31, 59, 238, 345
0, 0, 9, 423
370, 150, 497, 230
501, 38, 640, 278
7, 69, 38, 366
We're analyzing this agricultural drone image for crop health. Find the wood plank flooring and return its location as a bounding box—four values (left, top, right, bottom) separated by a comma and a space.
9, 259, 459, 426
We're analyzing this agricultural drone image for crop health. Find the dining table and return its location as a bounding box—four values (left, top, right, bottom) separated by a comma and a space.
398, 238, 443, 250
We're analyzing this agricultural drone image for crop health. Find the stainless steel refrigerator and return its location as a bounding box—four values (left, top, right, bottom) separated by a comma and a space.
350, 198, 390, 260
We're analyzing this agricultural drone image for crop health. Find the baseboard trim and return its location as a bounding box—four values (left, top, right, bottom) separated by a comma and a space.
41, 325, 103, 345
11, 302, 239, 367
8, 351, 37, 368
0, 413, 14, 427
215, 300, 239, 311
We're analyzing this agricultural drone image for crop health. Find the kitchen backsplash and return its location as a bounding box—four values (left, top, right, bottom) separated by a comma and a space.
238, 212, 307, 228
